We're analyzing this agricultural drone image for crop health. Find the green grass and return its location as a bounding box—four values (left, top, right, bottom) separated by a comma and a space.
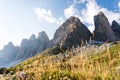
0, 42, 120, 80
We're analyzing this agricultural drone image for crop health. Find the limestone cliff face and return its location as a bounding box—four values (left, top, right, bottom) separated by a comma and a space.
0, 31, 49, 67
111, 20, 120, 40
0, 42, 19, 67
49, 16, 91, 50
19, 31, 49, 59
94, 11, 116, 42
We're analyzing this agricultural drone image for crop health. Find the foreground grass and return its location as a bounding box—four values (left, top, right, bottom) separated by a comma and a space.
0, 42, 120, 80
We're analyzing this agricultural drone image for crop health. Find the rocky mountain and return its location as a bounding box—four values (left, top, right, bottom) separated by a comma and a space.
94, 11, 116, 42
111, 20, 120, 40
19, 31, 49, 59
1, 11, 120, 68
48, 16, 91, 53
0, 31, 49, 67
0, 42, 19, 67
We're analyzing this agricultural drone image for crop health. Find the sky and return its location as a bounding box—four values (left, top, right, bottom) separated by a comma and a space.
0, 0, 120, 50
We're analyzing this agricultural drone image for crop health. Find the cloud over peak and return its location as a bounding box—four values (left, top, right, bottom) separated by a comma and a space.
34, 0, 120, 32
64, 5, 79, 18
64, 0, 120, 32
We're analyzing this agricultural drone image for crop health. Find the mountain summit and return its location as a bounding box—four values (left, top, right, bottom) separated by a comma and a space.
0, 31, 49, 67
94, 11, 116, 42
111, 20, 120, 40
48, 16, 91, 52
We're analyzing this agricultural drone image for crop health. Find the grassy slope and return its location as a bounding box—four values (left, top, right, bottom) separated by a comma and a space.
0, 42, 120, 80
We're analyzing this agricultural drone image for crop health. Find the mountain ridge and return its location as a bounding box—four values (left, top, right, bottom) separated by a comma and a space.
0, 31, 49, 67
0, 11, 120, 68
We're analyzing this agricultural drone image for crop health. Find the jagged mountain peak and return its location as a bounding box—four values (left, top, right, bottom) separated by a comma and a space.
53, 16, 82, 39
48, 16, 91, 52
3, 42, 14, 49
111, 20, 120, 40
0, 31, 49, 68
7, 42, 14, 46
67, 16, 80, 22
20, 39, 29, 48
38, 31, 49, 41
29, 34, 36, 41
112, 20, 119, 27
94, 11, 116, 42
98, 11, 105, 16
65, 16, 81, 27
38, 31, 47, 38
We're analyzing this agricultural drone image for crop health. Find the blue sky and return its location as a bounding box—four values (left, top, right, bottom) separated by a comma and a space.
0, 0, 120, 49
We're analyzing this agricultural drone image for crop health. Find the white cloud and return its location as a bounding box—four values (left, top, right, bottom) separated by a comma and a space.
64, 5, 79, 18
57, 17, 64, 25
73, 0, 87, 4
81, 0, 120, 24
81, 0, 100, 25
34, 7, 64, 25
118, 0, 120, 12
87, 24, 95, 32
64, 0, 120, 32
118, 1, 120, 8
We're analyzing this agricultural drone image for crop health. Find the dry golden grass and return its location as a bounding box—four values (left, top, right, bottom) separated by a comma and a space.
0, 42, 120, 80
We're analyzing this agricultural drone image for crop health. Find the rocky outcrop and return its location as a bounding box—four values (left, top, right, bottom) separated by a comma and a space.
18, 31, 49, 59
0, 42, 19, 67
94, 11, 116, 42
37, 31, 49, 52
0, 31, 49, 68
111, 20, 120, 40
48, 16, 91, 53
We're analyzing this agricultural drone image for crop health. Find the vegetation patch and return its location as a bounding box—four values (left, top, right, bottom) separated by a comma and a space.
0, 43, 120, 79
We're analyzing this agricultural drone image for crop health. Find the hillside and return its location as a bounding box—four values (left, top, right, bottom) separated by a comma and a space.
1, 1, 120, 80
0, 42, 120, 80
